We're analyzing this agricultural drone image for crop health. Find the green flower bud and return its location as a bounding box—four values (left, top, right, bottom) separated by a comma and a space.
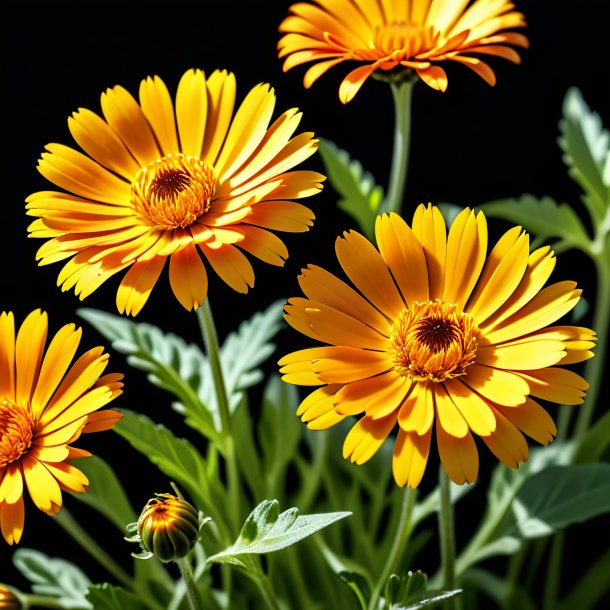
0, 586, 20, 610
135, 493, 200, 563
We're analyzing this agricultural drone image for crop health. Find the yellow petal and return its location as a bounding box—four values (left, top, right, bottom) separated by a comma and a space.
411, 203, 446, 299
0, 312, 16, 399
392, 427, 432, 488
169, 243, 208, 311
15, 309, 48, 408
434, 382, 469, 438
343, 414, 396, 465
481, 406, 529, 468
444, 378, 496, 436
116, 256, 166, 317
1, 497, 24, 545
0, 464, 23, 504
476, 339, 567, 370
21, 454, 62, 513
139, 75, 180, 156
462, 364, 529, 406
495, 398, 556, 446
199, 243, 254, 294
516, 368, 588, 405
436, 424, 479, 484
398, 381, 435, 435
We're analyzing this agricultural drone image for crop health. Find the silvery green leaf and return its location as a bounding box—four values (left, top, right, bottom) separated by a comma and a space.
86, 583, 150, 610
13, 549, 92, 609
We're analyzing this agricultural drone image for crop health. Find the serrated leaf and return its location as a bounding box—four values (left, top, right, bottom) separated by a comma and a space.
69, 456, 136, 532
113, 410, 224, 528
318, 137, 383, 239
478, 195, 590, 251
76, 308, 220, 442
86, 583, 150, 610
396, 588, 462, 609
206, 499, 351, 568
13, 549, 92, 609
559, 86, 610, 219
220, 299, 285, 410
507, 463, 610, 539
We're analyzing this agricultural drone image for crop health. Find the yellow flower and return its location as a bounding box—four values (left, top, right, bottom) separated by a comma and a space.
26, 69, 324, 316
0, 310, 123, 544
278, 205, 596, 487
0, 585, 20, 610
278, 0, 528, 103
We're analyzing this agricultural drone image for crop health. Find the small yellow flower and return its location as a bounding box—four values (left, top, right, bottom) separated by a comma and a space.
26, 69, 324, 316
129, 493, 200, 563
0, 310, 123, 545
278, 0, 528, 102
0, 586, 20, 610
279, 205, 596, 487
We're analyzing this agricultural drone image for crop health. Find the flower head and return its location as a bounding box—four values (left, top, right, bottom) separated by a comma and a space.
278, 0, 528, 102
26, 69, 324, 316
0, 310, 123, 544
0, 586, 20, 610
127, 492, 200, 562
278, 205, 596, 487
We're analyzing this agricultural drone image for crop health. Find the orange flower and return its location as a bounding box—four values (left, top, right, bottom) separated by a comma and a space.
279, 205, 595, 487
0, 310, 123, 544
278, 0, 528, 102
26, 69, 324, 316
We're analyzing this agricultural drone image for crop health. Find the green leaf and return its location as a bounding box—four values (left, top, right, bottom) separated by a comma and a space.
317, 137, 384, 239
258, 373, 302, 498
558, 87, 610, 219
86, 583, 150, 610
69, 456, 136, 531
382, 570, 461, 610
77, 308, 219, 443
220, 298, 285, 411
12, 548, 92, 609
508, 463, 610, 539
395, 588, 462, 610
113, 409, 224, 528
573, 408, 610, 463
206, 499, 351, 569
338, 571, 370, 610
478, 194, 590, 251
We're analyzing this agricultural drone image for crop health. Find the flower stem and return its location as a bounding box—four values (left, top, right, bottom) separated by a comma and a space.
438, 468, 460, 610
380, 78, 415, 217
21, 594, 65, 609
573, 253, 610, 440
367, 487, 417, 610
542, 530, 564, 610
196, 298, 241, 535
177, 556, 203, 610
252, 558, 282, 610
52, 507, 135, 591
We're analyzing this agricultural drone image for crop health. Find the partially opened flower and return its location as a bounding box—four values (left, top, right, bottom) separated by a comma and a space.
279, 205, 596, 487
26, 69, 324, 316
0, 310, 123, 544
278, 0, 528, 103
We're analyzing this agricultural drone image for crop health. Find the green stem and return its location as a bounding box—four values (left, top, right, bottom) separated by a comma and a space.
367, 487, 417, 610
196, 298, 241, 535
542, 531, 564, 610
380, 78, 415, 216
573, 254, 610, 441
253, 558, 282, 610
22, 594, 65, 609
439, 469, 460, 610
177, 556, 203, 610
52, 507, 135, 591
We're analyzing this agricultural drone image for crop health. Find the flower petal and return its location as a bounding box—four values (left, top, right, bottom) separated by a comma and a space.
393, 428, 432, 488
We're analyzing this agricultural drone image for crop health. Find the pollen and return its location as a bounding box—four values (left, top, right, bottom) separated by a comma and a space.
0, 399, 35, 467
389, 301, 478, 383
131, 154, 217, 230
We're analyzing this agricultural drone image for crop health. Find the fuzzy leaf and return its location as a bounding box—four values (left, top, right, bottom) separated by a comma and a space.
12, 549, 92, 609
112, 409, 223, 525
69, 456, 136, 532
318, 137, 383, 239
508, 463, 610, 538
86, 583, 149, 610
206, 499, 351, 568
478, 194, 590, 251
559, 87, 610, 219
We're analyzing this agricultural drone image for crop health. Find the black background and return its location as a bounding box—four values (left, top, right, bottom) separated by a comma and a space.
2, 0, 609, 605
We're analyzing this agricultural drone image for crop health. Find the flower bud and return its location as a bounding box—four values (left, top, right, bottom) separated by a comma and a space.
135, 493, 200, 562
0, 586, 20, 610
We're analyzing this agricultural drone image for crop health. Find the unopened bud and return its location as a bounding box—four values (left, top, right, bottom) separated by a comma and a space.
130, 493, 200, 563
0, 586, 20, 610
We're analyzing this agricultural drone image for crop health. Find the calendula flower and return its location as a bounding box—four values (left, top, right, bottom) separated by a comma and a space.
126, 493, 200, 562
26, 69, 324, 316
279, 205, 596, 487
0, 586, 20, 610
0, 310, 123, 544
278, 0, 528, 103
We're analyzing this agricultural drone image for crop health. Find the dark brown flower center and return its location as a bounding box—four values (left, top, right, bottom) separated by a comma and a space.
131, 154, 216, 230
389, 301, 478, 383
0, 399, 35, 467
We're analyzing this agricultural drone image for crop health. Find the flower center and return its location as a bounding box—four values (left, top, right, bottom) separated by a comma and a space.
130, 154, 217, 230
389, 301, 478, 383
0, 399, 35, 467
